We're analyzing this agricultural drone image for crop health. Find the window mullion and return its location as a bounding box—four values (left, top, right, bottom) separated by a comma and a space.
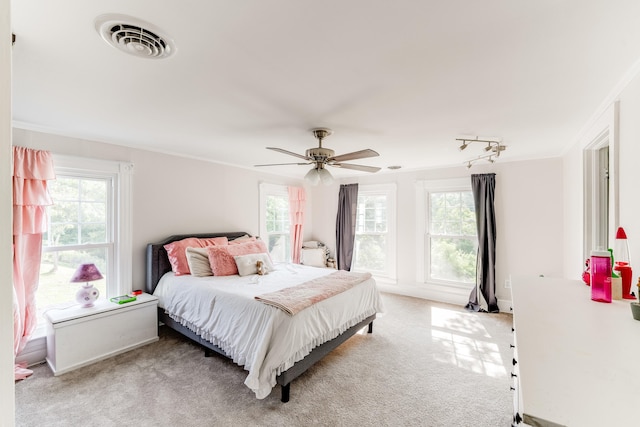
42, 243, 112, 252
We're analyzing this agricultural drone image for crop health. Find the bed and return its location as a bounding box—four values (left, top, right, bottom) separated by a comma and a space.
145, 232, 382, 402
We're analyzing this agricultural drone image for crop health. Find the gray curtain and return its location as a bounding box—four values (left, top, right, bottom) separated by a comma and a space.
336, 183, 359, 271
465, 173, 499, 313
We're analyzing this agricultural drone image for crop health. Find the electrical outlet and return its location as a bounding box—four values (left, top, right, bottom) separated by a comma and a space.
504, 278, 512, 288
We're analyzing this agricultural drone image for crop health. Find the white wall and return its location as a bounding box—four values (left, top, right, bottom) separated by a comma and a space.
12, 129, 305, 289
562, 136, 586, 280
562, 101, 619, 279
310, 157, 565, 309
563, 68, 640, 280
1, 2, 15, 425
617, 74, 640, 276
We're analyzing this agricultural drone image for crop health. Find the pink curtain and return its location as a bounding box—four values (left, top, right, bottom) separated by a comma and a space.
288, 187, 306, 264
13, 146, 55, 380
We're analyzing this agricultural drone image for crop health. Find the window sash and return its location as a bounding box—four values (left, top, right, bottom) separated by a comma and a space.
352, 184, 396, 279
259, 183, 291, 263
43, 173, 113, 248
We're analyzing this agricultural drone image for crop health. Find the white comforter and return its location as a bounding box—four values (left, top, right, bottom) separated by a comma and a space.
153, 263, 383, 399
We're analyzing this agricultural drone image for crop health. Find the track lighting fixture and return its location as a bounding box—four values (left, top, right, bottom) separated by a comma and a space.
492, 144, 507, 154
455, 136, 506, 168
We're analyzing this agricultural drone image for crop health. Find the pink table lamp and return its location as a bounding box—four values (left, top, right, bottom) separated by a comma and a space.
71, 263, 103, 307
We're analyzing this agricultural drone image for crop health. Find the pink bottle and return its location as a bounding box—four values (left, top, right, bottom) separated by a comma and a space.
590, 250, 612, 303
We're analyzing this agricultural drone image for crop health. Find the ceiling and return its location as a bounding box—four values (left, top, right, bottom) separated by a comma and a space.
10, 1, 640, 178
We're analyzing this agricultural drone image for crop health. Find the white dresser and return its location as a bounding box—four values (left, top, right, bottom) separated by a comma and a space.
45, 293, 159, 375
511, 276, 639, 426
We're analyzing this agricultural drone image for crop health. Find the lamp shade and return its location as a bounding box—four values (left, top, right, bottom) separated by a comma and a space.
318, 168, 333, 185
71, 263, 103, 308
70, 263, 104, 283
304, 168, 321, 186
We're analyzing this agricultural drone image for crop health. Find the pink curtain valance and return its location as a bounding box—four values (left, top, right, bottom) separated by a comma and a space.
13, 146, 56, 180
288, 187, 306, 264
12, 146, 55, 235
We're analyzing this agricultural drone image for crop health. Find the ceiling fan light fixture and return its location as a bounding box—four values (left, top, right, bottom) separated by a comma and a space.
304, 168, 321, 186
318, 168, 333, 185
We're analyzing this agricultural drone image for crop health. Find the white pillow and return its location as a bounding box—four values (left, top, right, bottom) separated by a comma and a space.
185, 247, 213, 277
233, 253, 274, 276
301, 248, 326, 267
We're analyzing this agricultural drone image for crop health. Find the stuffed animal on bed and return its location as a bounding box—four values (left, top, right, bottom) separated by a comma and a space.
256, 260, 266, 275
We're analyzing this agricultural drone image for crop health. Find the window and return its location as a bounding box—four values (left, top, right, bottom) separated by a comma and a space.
352, 184, 396, 278
418, 178, 477, 288
37, 156, 132, 322
583, 102, 618, 266
584, 136, 611, 259
259, 183, 291, 263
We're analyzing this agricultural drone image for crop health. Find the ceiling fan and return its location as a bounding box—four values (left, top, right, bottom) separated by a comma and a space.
255, 128, 381, 185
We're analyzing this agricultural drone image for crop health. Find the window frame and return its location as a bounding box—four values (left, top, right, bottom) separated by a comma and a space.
582, 100, 619, 272
416, 178, 476, 289
42, 155, 133, 300
352, 183, 396, 279
259, 182, 291, 263
584, 132, 614, 261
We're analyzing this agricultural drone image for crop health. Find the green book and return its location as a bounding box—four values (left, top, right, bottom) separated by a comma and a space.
110, 295, 137, 304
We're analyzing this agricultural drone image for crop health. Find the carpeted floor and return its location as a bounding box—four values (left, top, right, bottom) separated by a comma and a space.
15, 293, 514, 426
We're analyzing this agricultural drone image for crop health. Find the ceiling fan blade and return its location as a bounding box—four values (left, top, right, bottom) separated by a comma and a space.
331, 163, 381, 173
328, 149, 379, 163
266, 147, 311, 161
255, 162, 312, 167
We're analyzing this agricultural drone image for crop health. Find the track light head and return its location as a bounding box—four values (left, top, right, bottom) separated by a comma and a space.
459, 142, 468, 151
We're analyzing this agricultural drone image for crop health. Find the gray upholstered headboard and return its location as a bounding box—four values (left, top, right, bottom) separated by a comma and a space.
145, 232, 251, 294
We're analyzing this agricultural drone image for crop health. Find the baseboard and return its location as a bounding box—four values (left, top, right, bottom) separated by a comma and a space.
16, 334, 47, 367
378, 281, 513, 314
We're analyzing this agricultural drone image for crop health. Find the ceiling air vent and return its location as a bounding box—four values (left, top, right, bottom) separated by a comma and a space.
95, 14, 176, 59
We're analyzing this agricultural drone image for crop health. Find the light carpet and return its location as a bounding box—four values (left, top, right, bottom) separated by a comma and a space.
15, 293, 514, 426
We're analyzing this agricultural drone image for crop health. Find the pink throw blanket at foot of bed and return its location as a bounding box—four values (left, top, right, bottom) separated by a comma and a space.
255, 270, 372, 316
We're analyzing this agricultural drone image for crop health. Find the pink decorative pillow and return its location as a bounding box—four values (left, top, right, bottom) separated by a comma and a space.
164, 236, 229, 275
207, 240, 270, 276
